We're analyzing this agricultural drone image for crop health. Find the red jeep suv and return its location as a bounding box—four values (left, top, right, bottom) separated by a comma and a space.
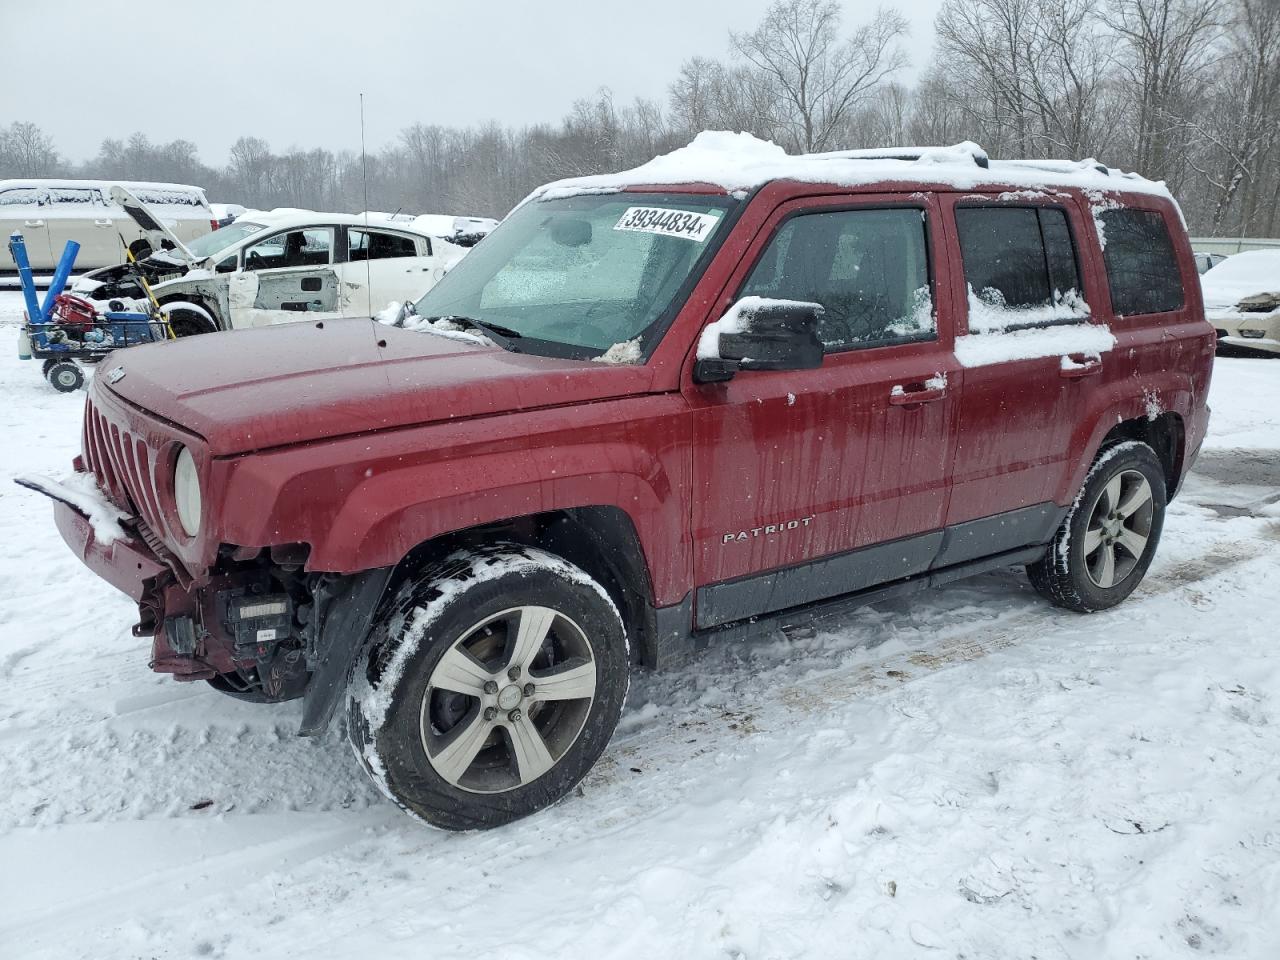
32, 136, 1213, 829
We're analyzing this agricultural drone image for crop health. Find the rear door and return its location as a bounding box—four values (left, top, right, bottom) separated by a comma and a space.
941, 195, 1104, 539
687, 193, 960, 628
339, 226, 440, 316
0, 185, 54, 269
227, 226, 341, 328
45, 185, 118, 268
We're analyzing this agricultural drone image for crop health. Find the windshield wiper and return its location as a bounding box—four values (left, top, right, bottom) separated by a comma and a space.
422, 315, 524, 341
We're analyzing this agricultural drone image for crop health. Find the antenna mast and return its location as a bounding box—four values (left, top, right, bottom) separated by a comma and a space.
360, 93, 373, 313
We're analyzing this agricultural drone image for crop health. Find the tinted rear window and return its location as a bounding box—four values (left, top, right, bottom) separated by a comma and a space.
1099, 208, 1184, 316
956, 206, 1082, 309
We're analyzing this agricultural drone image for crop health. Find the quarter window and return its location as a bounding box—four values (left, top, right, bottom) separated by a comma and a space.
956, 206, 1083, 314
739, 208, 935, 351
1099, 208, 1184, 316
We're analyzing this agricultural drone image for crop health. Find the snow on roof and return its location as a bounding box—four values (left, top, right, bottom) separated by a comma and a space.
524, 131, 1176, 206
0, 178, 208, 197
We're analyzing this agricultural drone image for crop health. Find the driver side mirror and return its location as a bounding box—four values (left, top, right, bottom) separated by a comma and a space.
694, 297, 825, 383
128, 237, 153, 261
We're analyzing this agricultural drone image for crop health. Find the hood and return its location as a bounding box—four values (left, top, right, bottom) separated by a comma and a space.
110, 185, 196, 263
99, 318, 656, 456
1200, 250, 1280, 312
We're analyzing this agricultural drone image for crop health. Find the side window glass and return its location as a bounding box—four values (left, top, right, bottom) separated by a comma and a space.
349, 229, 418, 262
739, 208, 935, 351
956, 206, 1087, 328
1099, 209, 1184, 316
244, 229, 332, 270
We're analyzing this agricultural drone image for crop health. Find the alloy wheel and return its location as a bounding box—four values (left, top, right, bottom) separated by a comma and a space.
419, 605, 598, 794
1082, 469, 1154, 589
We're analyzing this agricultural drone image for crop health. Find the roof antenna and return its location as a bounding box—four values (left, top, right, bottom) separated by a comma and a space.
360, 92, 373, 314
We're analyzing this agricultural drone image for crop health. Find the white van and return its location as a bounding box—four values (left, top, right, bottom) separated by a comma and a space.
0, 179, 214, 271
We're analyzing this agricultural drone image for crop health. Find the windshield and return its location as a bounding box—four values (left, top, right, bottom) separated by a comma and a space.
411, 193, 734, 357
182, 220, 266, 260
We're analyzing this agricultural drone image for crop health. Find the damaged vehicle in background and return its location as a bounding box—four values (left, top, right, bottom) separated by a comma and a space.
1201, 249, 1280, 356
73, 187, 467, 336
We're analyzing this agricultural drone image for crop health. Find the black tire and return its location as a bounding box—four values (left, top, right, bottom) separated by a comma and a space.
346, 544, 629, 831
1028, 440, 1167, 612
46, 360, 84, 393
41, 357, 59, 377
165, 308, 218, 338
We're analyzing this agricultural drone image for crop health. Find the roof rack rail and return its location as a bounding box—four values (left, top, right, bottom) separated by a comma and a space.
804, 143, 990, 169
995, 158, 1111, 177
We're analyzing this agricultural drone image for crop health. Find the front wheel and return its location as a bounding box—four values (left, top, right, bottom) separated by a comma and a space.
1028, 440, 1167, 612
346, 545, 629, 830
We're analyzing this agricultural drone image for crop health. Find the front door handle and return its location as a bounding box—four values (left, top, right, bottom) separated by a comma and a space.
93, 219, 113, 227
23, 219, 45, 228
889, 384, 947, 406
1060, 355, 1103, 379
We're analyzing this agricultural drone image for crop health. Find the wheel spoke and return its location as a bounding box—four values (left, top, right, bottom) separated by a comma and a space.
1096, 543, 1117, 588
1102, 475, 1123, 515
431, 645, 493, 696
430, 708, 491, 785
1082, 526, 1105, 555
1116, 526, 1148, 559
1116, 480, 1152, 518
508, 606, 556, 672
507, 717, 556, 784
531, 659, 596, 703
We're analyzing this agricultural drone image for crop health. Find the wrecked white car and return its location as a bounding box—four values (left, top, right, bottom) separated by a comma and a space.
1201, 250, 1280, 356
73, 187, 466, 336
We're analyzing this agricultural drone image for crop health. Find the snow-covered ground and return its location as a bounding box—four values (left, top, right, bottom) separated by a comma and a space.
1, 288, 1278, 959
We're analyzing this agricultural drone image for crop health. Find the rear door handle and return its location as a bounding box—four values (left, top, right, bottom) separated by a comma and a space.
1060, 355, 1103, 379
93, 219, 113, 227
23, 219, 45, 227
889, 384, 947, 406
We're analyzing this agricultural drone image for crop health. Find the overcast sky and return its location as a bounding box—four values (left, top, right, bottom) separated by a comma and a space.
3, 0, 945, 164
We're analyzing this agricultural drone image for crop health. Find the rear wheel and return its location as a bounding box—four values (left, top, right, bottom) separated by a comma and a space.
1028, 441, 1166, 612
46, 360, 84, 393
346, 545, 629, 830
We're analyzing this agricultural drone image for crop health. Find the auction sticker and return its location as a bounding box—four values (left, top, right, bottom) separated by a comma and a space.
614, 206, 721, 241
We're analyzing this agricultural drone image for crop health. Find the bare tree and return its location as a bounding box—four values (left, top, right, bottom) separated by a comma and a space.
0, 121, 61, 177
730, 0, 908, 152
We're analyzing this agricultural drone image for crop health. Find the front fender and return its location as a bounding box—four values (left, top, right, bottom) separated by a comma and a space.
214, 394, 693, 605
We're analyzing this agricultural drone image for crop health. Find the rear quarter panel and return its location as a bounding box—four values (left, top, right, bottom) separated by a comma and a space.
1058, 192, 1214, 502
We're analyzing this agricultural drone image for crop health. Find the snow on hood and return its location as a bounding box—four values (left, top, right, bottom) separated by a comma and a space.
521, 131, 1177, 208
1200, 250, 1280, 311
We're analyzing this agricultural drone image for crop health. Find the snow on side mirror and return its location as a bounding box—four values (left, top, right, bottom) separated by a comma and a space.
694, 296, 825, 383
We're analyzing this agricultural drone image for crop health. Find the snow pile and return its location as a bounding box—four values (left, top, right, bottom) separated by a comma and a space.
956, 286, 1115, 367
593, 337, 643, 365
524, 132, 1176, 209
697, 295, 823, 359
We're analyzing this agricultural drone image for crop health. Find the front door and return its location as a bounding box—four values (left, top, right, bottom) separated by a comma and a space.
687, 195, 960, 628
228, 226, 341, 328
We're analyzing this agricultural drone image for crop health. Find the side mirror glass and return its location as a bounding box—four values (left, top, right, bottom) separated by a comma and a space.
694, 297, 824, 383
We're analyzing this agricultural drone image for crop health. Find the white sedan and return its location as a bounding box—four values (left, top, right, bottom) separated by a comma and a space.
1201, 250, 1280, 356
74, 188, 467, 336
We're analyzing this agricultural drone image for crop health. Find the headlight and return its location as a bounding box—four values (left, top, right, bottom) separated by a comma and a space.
174, 446, 202, 537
